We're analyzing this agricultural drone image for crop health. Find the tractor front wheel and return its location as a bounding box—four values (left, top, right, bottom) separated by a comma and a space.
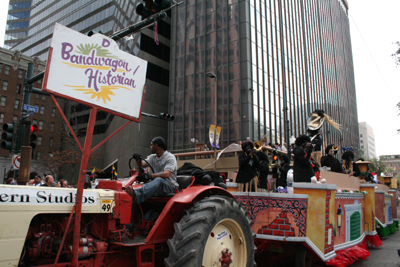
165, 195, 256, 267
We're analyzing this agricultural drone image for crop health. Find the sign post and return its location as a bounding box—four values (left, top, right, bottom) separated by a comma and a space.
42, 23, 148, 266
19, 147, 32, 185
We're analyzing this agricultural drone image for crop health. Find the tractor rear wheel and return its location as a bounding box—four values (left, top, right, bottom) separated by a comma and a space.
165, 195, 256, 267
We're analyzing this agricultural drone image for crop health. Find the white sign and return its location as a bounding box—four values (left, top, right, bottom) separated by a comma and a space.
12, 155, 20, 169
23, 104, 39, 113
44, 23, 148, 120
0, 187, 97, 205
216, 229, 228, 241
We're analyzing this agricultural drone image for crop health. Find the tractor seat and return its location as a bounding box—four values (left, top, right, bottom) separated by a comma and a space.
156, 175, 194, 197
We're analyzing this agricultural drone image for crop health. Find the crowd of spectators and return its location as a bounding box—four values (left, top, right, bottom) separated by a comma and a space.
5, 172, 72, 188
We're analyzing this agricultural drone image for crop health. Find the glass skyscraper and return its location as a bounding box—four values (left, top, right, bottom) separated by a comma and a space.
4, 0, 360, 176
4, 0, 172, 178
169, 0, 359, 153
5, 0, 32, 49
7, 0, 143, 60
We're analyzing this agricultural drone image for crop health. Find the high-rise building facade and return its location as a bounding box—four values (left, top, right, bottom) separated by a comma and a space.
4, 0, 32, 49
0, 47, 62, 180
5, 0, 172, 179
358, 121, 376, 159
380, 155, 400, 177
169, 0, 359, 152
5, 0, 361, 177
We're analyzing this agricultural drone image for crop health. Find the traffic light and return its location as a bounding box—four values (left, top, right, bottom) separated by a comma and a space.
158, 112, 174, 121
30, 124, 38, 150
1, 123, 14, 150
136, 0, 171, 18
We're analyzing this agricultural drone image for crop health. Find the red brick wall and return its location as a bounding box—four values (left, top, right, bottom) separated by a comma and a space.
257, 212, 295, 237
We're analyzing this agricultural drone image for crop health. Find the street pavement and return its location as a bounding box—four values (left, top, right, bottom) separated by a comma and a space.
352, 207, 400, 267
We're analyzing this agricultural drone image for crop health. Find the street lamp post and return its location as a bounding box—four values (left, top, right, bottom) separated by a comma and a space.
206, 72, 217, 171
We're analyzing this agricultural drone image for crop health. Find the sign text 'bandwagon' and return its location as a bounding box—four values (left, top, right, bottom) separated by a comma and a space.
44, 23, 148, 120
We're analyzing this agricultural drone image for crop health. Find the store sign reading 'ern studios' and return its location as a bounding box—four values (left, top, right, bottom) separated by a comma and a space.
0, 187, 97, 205
44, 23, 148, 119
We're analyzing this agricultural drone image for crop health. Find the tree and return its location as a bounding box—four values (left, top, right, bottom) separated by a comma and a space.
391, 42, 400, 133
391, 41, 400, 66
35, 98, 99, 181
368, 157, 387, 176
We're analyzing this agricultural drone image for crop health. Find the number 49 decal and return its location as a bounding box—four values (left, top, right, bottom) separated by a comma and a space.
101, 199, 113, 212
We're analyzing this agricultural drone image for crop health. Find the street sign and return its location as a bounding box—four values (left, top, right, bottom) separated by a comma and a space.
12, 155, 21, 169
23, 104, 39, 113
23, 111, 34, 117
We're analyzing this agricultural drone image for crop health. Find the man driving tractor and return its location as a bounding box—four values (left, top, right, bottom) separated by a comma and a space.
125, 136, 178, 231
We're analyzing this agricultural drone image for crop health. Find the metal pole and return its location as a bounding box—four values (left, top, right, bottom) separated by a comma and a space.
207, 72, 218, 171
214, 78, 217, 171
16, 63, 34, 153
19, 146, 32, 185
71, 107, 97, 266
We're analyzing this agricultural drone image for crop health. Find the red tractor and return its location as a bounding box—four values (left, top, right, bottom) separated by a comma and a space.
13, 158, 255, 266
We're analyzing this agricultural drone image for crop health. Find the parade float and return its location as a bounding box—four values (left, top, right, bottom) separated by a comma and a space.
173, 147, 399, 266
173, 111, 398, 266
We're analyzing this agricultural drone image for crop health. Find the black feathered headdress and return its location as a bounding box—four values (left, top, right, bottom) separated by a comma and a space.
295, 135, 311, 147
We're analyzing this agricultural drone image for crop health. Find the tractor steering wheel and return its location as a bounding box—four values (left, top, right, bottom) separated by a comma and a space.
129, 155, 155, 174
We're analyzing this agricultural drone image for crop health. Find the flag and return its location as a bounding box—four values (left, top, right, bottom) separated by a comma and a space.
90, 168, 95, 179
215, 126, 222, 149
209, 124, 216, 147
112, 165, 117, 179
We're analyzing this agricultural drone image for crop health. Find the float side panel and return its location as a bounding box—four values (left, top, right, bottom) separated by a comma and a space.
294, 188, 326, 253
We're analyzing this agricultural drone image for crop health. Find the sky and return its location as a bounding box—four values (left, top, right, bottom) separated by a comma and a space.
0, 1, 399, 157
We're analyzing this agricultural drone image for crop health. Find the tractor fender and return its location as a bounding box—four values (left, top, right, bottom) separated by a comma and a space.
145, 186, 235, 242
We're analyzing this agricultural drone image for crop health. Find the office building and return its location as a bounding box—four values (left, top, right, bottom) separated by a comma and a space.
0, 47, 62, 181
380, 155, 400, 177
5, 0, 172, 179
358, 122, 376, 159
4, 0, 32, 49
169, 0, 359, 153
5, 0, 361, 177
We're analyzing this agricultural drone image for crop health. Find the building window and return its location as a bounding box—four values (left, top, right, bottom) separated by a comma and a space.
0, 96, 6, 106
360, 134, 363, 138
360, 140, 363, 143
2, 81, 8, 91
33, 119, 37, 125
14, 99, 19, 109
41, 95, 46, 100
16, 84, 21, 94
0, 113, 4, 123
40, 105, 45, 114
0, 63, 3, 73
18, 69, 24, 79
38, 120, 43, 130
52, 108, 56, 117
13, 116, 18, 122
49, 137, 53, 147
37, 151, 41, 160
50, 122, 54, 132
35, 94, 39, 99
37, 136, 42, 145
4, 65, 10, 75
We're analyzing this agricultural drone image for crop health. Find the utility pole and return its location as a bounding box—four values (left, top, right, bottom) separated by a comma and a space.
15, 63, 36, 184
206, 72, 218, 171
